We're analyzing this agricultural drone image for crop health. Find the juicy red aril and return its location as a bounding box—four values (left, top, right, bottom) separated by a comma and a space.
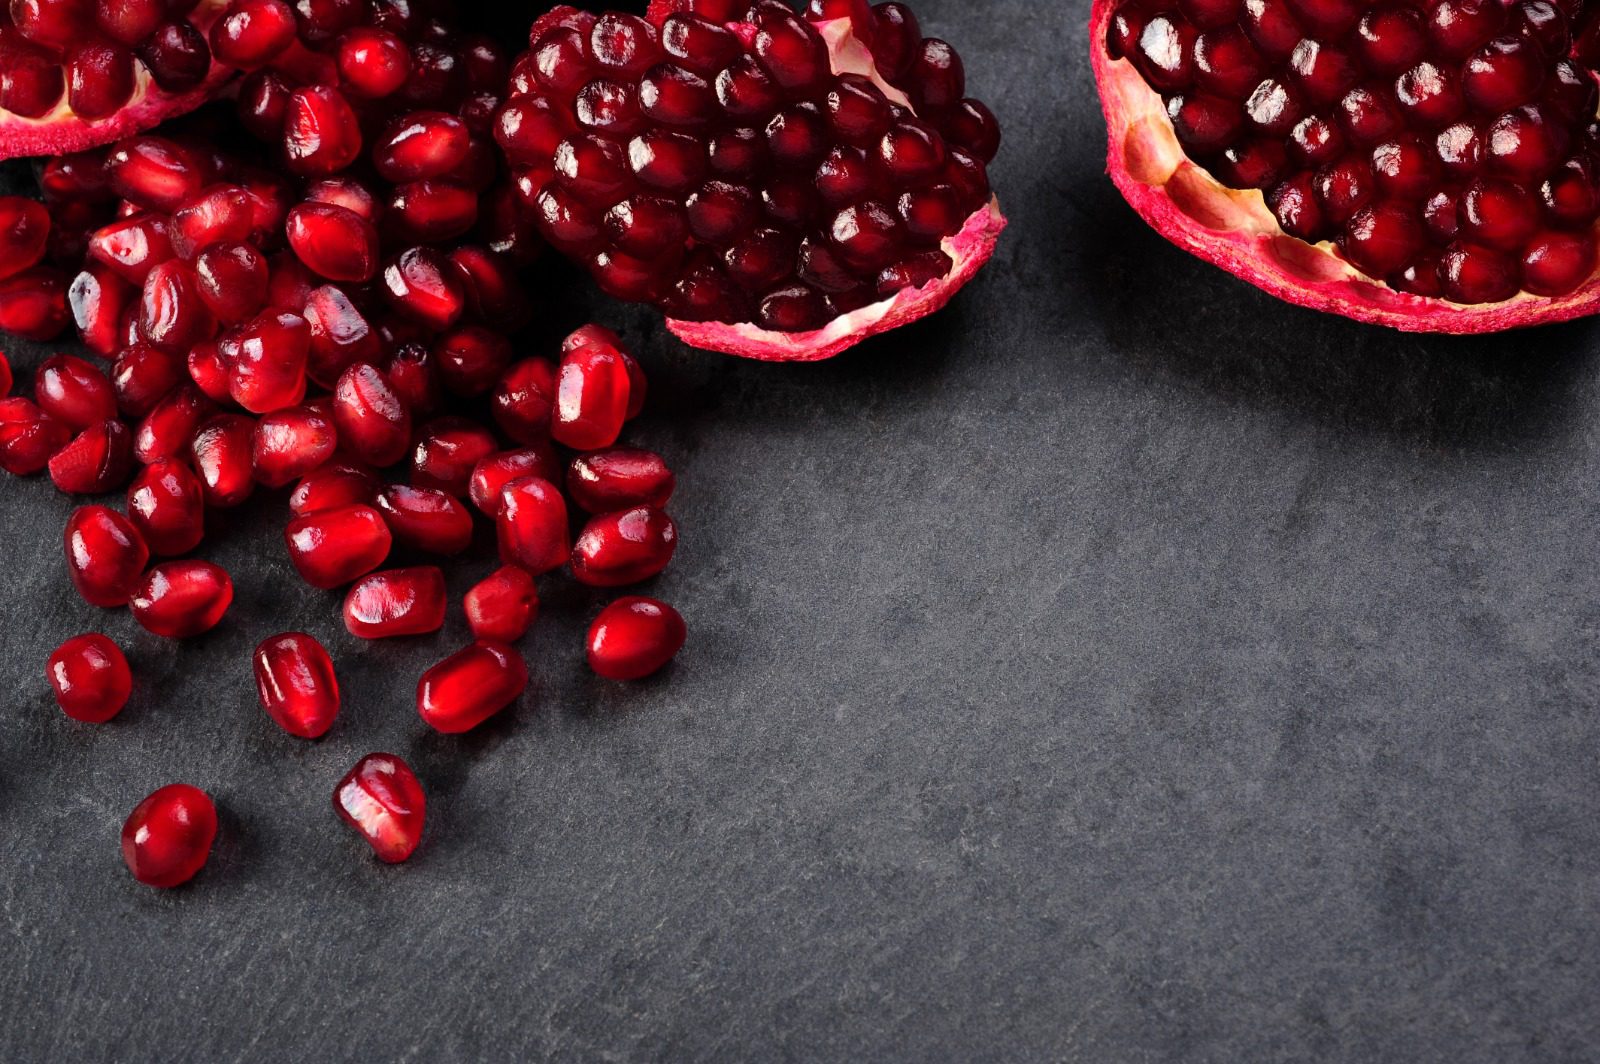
469, 447, 561, 515
0, 267, 71, 339
89, 213, 175, 284
289, 461, 378, 516
1522, 230, 1598, 295
190, 413, 256, 508
194, 242, 270, 324
70, 264, 133, 357
375, 484, 474, 555
65, 504, 149, 607
108, 138, 203, 213
210, 0, 297, 69
253, 403, 337, 487
128, 458, 205, 556
464, 565, 538, 643
112, 344, 184, 419
36, 354, 117, 429
0, 397, 71, 475
254, 632, 340, 739
138, 260, 210, 354
571, 506, 678, 587
553, 342, 631, 450
343, 565, 446, 638
121, 784, 217, 888
130, 559, 233, 638
48, 633, 133, 723
417, 640, 528, 734
434, 325, 511, 397
334, 752, 425, 862
374, 110, 470, 182
285, 503, 391, 588
303, 285, 380, 387
382, 341, 441, 414
285, 202, 379, 283
284, 86, 364, 176
134, 384, 214, 464
221, 310, 310, 413
496, 475, 570, 575
492, 357, 557, 445
0, 196, 49, 282
567, 447, 675, 513
49, 418, 134, 494
0, 352, 9, 396
338, 26, 412, 98
169, 186, 255, 261
381, 246, 465, 330
190, 342, 232, 402
411, 417, 496, 496
333, 362, 410, 466
587, 596, 686, 680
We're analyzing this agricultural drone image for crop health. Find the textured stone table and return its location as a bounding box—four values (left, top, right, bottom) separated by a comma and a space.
2, 1, 1598, 1060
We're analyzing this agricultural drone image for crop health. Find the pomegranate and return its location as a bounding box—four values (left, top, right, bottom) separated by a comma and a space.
129, 558, 233, 636
495, 1, 1006, 360
416, 639, 528, 733
1093, 0, 1600, 329
334, 752, 425, 862
587, 596, 687, 680
121, 783, 217, 888
47, 632, 133, 722
254, 631, 339, 738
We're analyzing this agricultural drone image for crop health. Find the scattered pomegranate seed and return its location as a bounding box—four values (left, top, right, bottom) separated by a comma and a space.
284, 503, 392, 589
130, 559, 234, 637
333, 361, 410, 466
48, 418, 135, 494
468, 446, 560, 516
570, 506, 678, 587
47, 633, 133, 722
190, 413, 257, 508
491, 356, 557, 445
35, 354, 118, 429
567, 447, 675, 513
334, 752, 425, 862
375, 484, 474, 555
252, 403, 338, 487
410, 416, 497, 496
552, 341, 631, 450
343, 565, 446, 638
288, 461, 379, 517
587, 597, 686, 681
254, 632, 340, 738
121, 783, 218, 888
417, 639, 528, 733
65, 504, 150, 607
127, 458, 206, 556
464, 565, 538, 643
495, 475, 570, 575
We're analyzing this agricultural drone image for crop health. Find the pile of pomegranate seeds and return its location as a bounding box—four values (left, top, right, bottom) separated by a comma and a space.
1107, 0, 1600, 303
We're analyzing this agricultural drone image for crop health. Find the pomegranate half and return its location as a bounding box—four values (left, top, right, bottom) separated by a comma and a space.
1092, 0, 1600, 331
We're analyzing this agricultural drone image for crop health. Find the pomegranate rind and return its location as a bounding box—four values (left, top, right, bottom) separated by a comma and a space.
1089, 0, 1600, 334
668, 198, 1007, 361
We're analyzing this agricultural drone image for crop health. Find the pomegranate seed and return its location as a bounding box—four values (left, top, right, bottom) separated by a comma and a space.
285, 503, 391, 588
0, 398, 72, 475
191, 345, 232, 401
121, 784, 218, 888
210, 0, 297, 69
141, 21, 212, 92
285, 202, 380, 283
89, 214, 175, 285
0, 267, 71, 339
67, 43, 137, 121
375, 484, 474, 554
567, 448, 675, 513
449, 245, 533, 325
107, 138, 204, 214
253, 403, 338, 487
563, 324, 646, 418
169, 185, 255, 261
552, 342, 631, 450
385, 179, 479, 242
464, 565, 538, 643
333, 752, 425, 862
434, 325, 511, 397
194, 242, 270, 324
48, 633, 133, 723
49, 419, 135, 494
411, 417, 496, 496
134, 384, 214, 464
289, 461, 379, 516
69, 264, 134, 357
130, 560, 233, 638
304, 176, 380, 221
65, 505, 149, 607
417, 640, 528, 734
284, 86, 364, 177
343, 565, 446, 638
221, 310, 310, 413
570, 506, 678, 587
492, 357, 558, 445
0, 352, 9, 396
332, 362, 410, 467
587, 596, 686, 680
138, 260, 210, 354
381, 246, 465, 331
383, 341, 442, 414
254, 632, 340, 739
111, 344, 184, 419
374, 111, 471, 182
0, 196, 50, 283
337, 26, 412, 98
303, 285, 381, 387
495, 475, 570, 574
36, 354, 117, 430
190, 414, 256, 508
469, 446, 561, 515
128, 459, 206, 556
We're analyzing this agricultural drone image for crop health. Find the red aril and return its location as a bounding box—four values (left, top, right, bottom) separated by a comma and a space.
220, 309, 309, 413
69, 263, 133, 356
168, 184, 255, 259
0, 196, 50, 281
191, 338, 238, 403
254, 631, 339, 738
380, 245, 464, 331
127, 458, 205, 555
303, 284, 380, 386
375, 484, 474, 555
35, 354, 117, 429
336, 27, 412, 99
252, 403, 337, 487
133, 383, 214, 463
567, 447, 675, 513
282, 86, 364, 176
433, 324, 510, 397
384, 179, 478, 242
343, 565, 446, 638
137, 258, 210, 353
284, 502, 391, 588
382, 341, 441, 414
0, 267, 71, 339
374, 110, 470, 182
416, 639, 527, 734
464, 565, 538, 643
208, 0, 296, 69
469, 446, 561, 515
563, 324, 645, 417
47, 632, 133, 722
570, 505, 677, 587
193, 242, 269, 323
288, 460, 377, 516
121, 784, 218, 888
552, 342, 630, 450
586, 596, 686, 680
410, 416, 496, 496
332, 361, 410, 466
495, 475, 569, 574
130, 559, 233, 637
108, 137, 204, 212
0, 351, 9, 395
88, 213, 174, 284
65, 504, 149, 606
0, 397, 72, 474
285, 202, 379, 282
491, 356, 556, 445
189, 412, 255, 507
333, 752, 425, 862
49, 418, 135, 493
111, 343, 184, 418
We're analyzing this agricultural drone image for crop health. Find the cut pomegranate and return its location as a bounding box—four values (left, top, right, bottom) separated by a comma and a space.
1094, 0, 1600, 330
0, 396, 72, 474
130, 558, 233, 636
496, 2, 1005, 360
342, 565, 446, 638
121, 783, 218, 888
469, 446, 561, 515
64, 504, 149, 606
49, 417, 135, 493
333, 752, 424, 862
375, 484, 474, 554
252, 402, 336, 487
127, 458, 206, 555
495, 475, 570, 574
570, 505, 677, 586
288, 459, 377, 516
416, 639, 528, 733
254, 631, 339, 738
284, 502, 391, 588
464, 564, 538, 642
47, 632, 133, 722
567, 447, 675, 513
587, 596, 686, 680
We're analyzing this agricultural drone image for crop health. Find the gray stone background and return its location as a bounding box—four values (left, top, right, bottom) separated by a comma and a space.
3, 1, 1599, 1060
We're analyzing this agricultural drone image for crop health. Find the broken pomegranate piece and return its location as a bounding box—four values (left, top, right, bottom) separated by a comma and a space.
496, 1, 1006, 360
1094, 0, 1600, 329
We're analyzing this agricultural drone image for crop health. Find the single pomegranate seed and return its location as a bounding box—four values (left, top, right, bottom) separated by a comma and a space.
127, 459, 206, 556
210, 0, 297, 69
48, 633, 133, 723
220, 310, 310, 414
587, 596, 687, 680
130, 560, 233, 638
285, 202, 380, 283
562, 324, 646, 416
107, 138, 203, 214
374, 110, 470, 182
381, 246, 465, 331
570, 506, 678, 587
168, 185, 255, 261
417, 640, 528, 734
88, 213, 175, 285
567, 447, 675, 513
302, 285, 381, 387
289, 461, 379, 516
343, 565, 447, 638
0, 397, 71, 475
121, 784, 218, 888
433, 325, 511, 398
375, 485, 474, 555
65, 505, 149, 607
252, 403, 338, 488
189, 344, 231, 402
552, 342, 631, 450
0, 267, 71, 340
70, 264, 134, 357
134, 384, 214, 464
49, 419, 135, 494
192, 242, 270, 325
285, 503, 391, 589
492, 357, 558, 445
1522, 230, 1597, 296
35, 354, 117, 430
190, 414, 256, 508
112, 344, 184, 419
333, 753, 425, 862
332, 362, 411, 467
337, 26, 412, 98
0, 196, 49, 283
469, 447, 561, 515
383, 341, 442, 415
495, 475, 570, 574
411, 417, 496, 496
254, 632, 340, 739
449, 245, 533, 326
284, 86, 364, 177
138, 260, 210, 355
464, 565, 538, 643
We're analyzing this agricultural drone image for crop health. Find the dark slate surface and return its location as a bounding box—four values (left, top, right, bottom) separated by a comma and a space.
4, 1, 1600, 1060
